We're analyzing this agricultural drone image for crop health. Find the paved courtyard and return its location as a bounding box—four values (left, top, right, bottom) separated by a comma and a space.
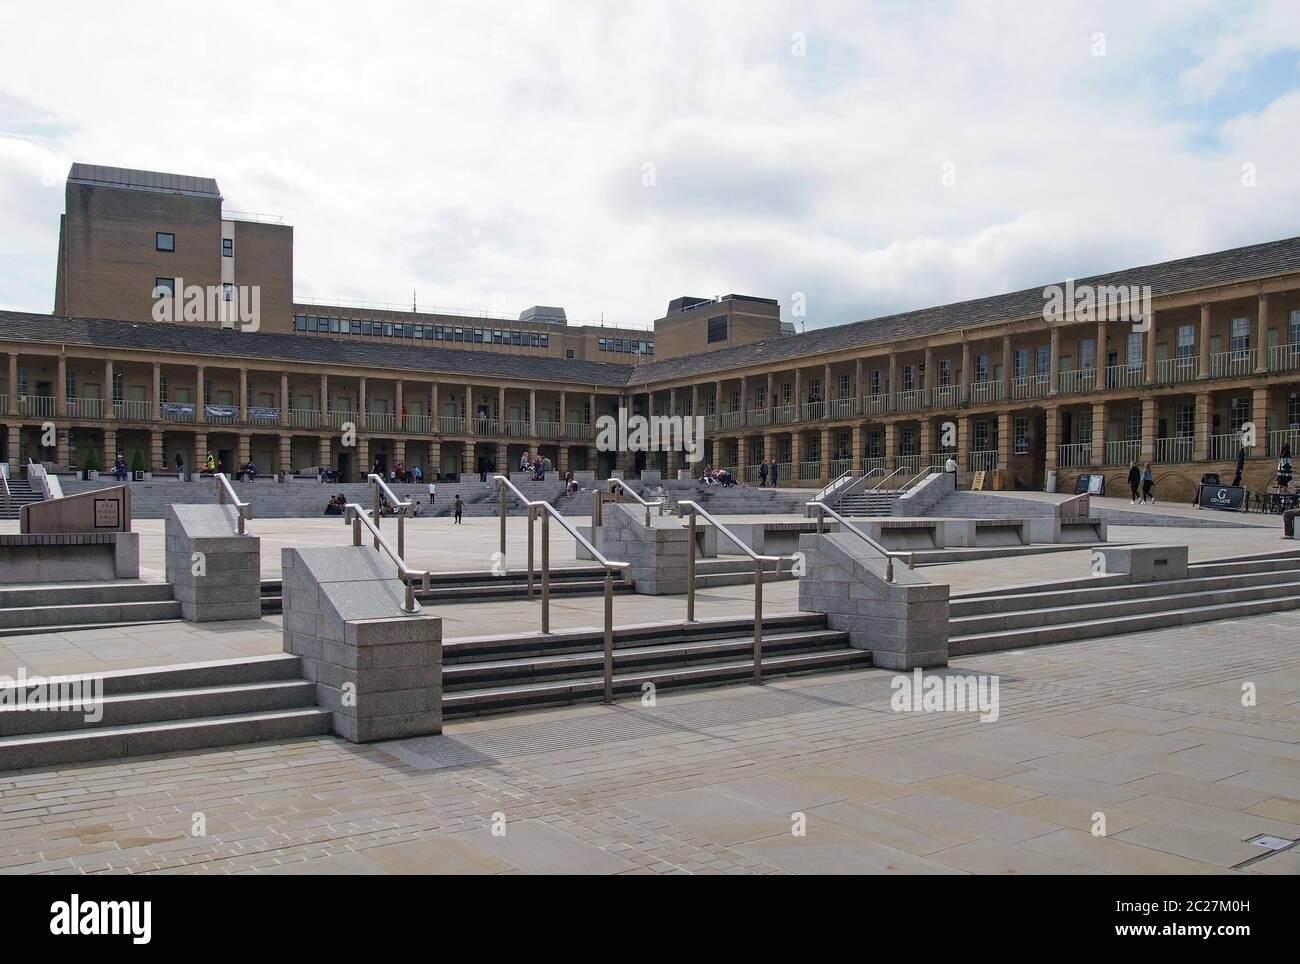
1, 607, 1298, 875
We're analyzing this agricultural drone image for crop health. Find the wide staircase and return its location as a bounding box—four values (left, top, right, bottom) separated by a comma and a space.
0, 654, 330, 771
949, 549, 1300, 655
0, 477, 43, 521
442, 613, 869, 718
836, 490, 900, 517
0, 583, 181, 637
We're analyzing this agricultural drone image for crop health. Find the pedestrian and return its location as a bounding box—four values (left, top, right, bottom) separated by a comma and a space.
1232, 446, 1246, 487
1127, 460, 1141, 503
1277, 444, 1293, 490
427, 479, 436, 505
453, 494, 465, 524
1140, 461, 1154, 504
1283, 503, 1300, 539
758, 459, 769, 487
770, 459, 779, 487
175, 451, 184, 479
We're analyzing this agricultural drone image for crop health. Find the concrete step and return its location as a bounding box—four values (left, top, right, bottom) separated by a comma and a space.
0, 599, 182, 630
0, 582, 175, 609
443, 648, 871, 718
0, 680, 317, 735
0, 708, 332, 771
444, 629, 851, 689
952, 578, 1300, 635
0, 654, 307, 698
950, 593, 1300, 656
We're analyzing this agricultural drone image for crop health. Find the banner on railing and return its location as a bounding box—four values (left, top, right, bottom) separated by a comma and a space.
1197, 483, 1247, 512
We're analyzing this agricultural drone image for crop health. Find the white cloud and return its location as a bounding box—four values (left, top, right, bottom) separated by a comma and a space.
1, 0, 1299, 330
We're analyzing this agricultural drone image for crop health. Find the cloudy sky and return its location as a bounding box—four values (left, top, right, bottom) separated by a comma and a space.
2, 1, 1300, 331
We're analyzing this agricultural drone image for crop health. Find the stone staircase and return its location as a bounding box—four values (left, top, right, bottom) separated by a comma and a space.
948, 549, 1300, 655
652, 480, 811, 516
836, 490, 900, 517
0, 654, 330, 771
0, 582, 181, 637
442, 613, 869, 718
0, 477, 42, 521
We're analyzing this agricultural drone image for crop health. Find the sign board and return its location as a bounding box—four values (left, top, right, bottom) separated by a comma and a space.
970, 471, 986, 491
1075, 473, 1107, 496
1197, 483, 1247, 512
93, 498, 122, 529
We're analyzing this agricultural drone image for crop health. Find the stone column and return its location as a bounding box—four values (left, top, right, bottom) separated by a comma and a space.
1198, 303, 1211, 379
195, 365, 205, 423
883, 422, 897, 470
559, 391, 566, 436
105, 359, 114, 418
852, 423, 865, 471
1140, 396, 1157, 464
1145, 308, 1158, 384
394, 438, 407, 469
396, 380, 404, 430
922, 348, 932, 398
854, 359, 864, 411
431, 382, 439, 431
152, 362, 162, 421
56, 427, 69, 467
238, 433, 251, 467
322, 374, 331, 425
819, 426, 832, 481
1091, 401, 1107, 466
960, 339, 971, 399
1193, 393, 1210, 462
318, 436, 330, 472
887, 354, 897, 407
498, 386, 506, 429
7, 421, 21, 473
239, 367, 248, 424
357, 436, 370, 475
1096, 319, 1107, 382
103, 427, 117, 466
956, 415, 969, 473
1049, 326, 1061, 396
1252, 385, 1271, 449
1044, 404, 1060, 473
919, 416, 932, 465
7, 353, 17, 415
558, 446, 570, 475
1256, 294, 1270, 374
358, 376, 366, 430
736, 436, 748, 475
151, 428, 165, 472
280, 435, 292, 476
794, 369, 802, 419
1000, 335, 1011, 399
997, 412, 1011, 472
529, 388, 537, 436
279, 373, 289, 427
691, 384, 699, 421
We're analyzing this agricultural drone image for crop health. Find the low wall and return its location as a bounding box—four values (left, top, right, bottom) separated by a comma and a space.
20, 484, 131, 534
165, 504, 262, 622
0, 532, 139, 582
891, 471, 954, 517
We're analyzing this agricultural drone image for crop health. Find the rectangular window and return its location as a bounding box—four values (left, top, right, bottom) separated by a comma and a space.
1126, 332, 1144, 368
869, 370, 881, 396
902, 366, 915, 392
540, 334, 549, 348
1127, 405, 1143, 441
974, 420, 989, 450
975, 354, 989, 381
530, 332, 540, 347
1014, 348, 1029, 379
329, 317, 340, 333
938, 359, 951, 386
1035, 345, 1050, 374
1231, 316, 1250, 354
414, 326, 424, 340
565, 349, 575, 359
154, 277, 175, 296
839, 373, 851, 397
707, 315, 728, 343
222, 238, 233, 257
1177, 403, 1195, 438
1290, 309, 1300, 348
223, 282, 234, 302
294, 315, 307, 331
1177, 324, 1195, 358
306, 315, 318, 332
1229, 396, 1251, 433
599, 338, 607, 351
156, 232, 175, 252
1080, 339, 1096, 370
1014, 415, 1029, 455
511, 330, 522, 346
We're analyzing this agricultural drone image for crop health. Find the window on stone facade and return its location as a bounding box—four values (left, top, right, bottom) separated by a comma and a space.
1036, 345, 1050, 375
1177, 403, 1195, 438
1229, 396, 1251, 434
1080, 339, 1096, 370
707, 315, 728, 343
156, 232, 175, 252
1177, 325, 1195, 358
1078, 409, 1093, 444
154, 277, 175, 297
1014, 416, 1029, 455
839, 373, 851, 397
938, 359, 951, 386
223, 238, 233, 257
1127, 405, 1142, 441
901, 427, 916, 455
1126, 332, 1144, 369
974, 420, 989, 450
870, 369, 881, 396
975, 354, 989, 381
902, 366, 915, 392
1014, 348, 1028, 379
868, 430, 882, 457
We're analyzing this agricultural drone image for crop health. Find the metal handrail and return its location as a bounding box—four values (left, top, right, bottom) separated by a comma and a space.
677, 499, 790, 685
495, 475, 631, 702
367, 473, 412, 558
813, 469, 853, 503
607, 477, 664, 526
898, 464, 944, 493
870, 467, 904, 492
830, 468, 882, 505
805, 500, 915, 583
214, 473, 252, 535
344, 503, 431, 613
0, 466, 9, 512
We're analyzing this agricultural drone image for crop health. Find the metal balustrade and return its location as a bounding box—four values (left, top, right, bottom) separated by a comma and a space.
65, 397, 105, 419
18, 395, 54, 418
368, 411, 397, 432
205, 410, 240, 425
568, 422, 592, 440
1104, 439, 1141, 465
499, 476, 630, 701
719, 411, 744, 430
968, 382, 1001, 405
805, 500, 913, 583
1269, 428, 1300, 456
828, 458, 853, 479
967, 450, 997, 472
163, 403, 196, 423
1154, 437, 1194, 463
772, 404, 796, 425
895, 454, 923, 475
1209, 350, 1257, 379
247, 409, 281, 427
801, 400, 827, 421
1267, 343, 1300, 373
1209, 433, 1249, 461
932, 385, 963, 408
746, 408, 770, 428
1104, 365, 1146, 390
439, 415, 466, 435
701, 414, 718, 432
114, 399, 151, 421
798, 459, 822, 481
345, 500, 430, 614
607, 477, 664, 526
1056, 442, 1092, 468
1057, 369, 1097, 395
214, 472, 252, 536
1155, 357, 1199, 384
859, 456, 887, 475
894, 389, 925, 412
828, 396, 857, 419
288, 409, 321, 428
862, 395, 890, 416
327, 410, 355, 430
536, 420, 561, 439
1011, 374, 1050, 399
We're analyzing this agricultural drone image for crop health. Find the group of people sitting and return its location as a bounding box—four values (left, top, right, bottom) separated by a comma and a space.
324, 493, 420, 517
234, 461, 258, 482
375, 462, 423, 484
519, 451, 551, 481
700, 466, 738, 487
564, 471, 580, 495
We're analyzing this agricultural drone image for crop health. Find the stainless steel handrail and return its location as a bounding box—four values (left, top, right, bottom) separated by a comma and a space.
0, 466, 9, 512
869, 466, 904, 492
607, 477, 664, 526
677, 499, 791, 685
813, 469, 853, 503
805, 500, 915, 583
495, 475, 631, 702
367, 473, 412, 558
898, 464, 944, 492
214, 472, 252, 535
344, 503, 431, 613
830, 468, 882, 506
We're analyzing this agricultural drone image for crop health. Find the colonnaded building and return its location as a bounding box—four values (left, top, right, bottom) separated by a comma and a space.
1, 163, 1298, 499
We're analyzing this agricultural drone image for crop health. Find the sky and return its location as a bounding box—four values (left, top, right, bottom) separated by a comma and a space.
2, 0, 1300, 332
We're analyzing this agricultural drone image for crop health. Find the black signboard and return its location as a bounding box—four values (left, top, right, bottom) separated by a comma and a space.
1197, 483, 1247, 512
1074, 473, 1105, 496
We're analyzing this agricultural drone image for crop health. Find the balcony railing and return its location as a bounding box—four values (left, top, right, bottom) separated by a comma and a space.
1056, 442, 1092, 468
568, 422, 592, 440
895, 454, 923, 475
828, 396, 857, 419
1154, 436, 1194, 464
968, 381, 1001, 405
1155, 356, 1199, 384
113, 399, 152, 421
327, 410, 356, 430
798, 459, 822, 481
719, 411, 744, 430
932, 385, 963, 408
828, 458, 853, 478
967, 450, 997, 472
1267, 343, 1300, 373
1208, 349, 1258, 379
1057, 368, 1097, 395
1011, 374, 1051, 400
894, 389, 925, 412
1269, 428, 1300, 457
536, 420, 561, 439
701, 414, 718, 432
1209, 432, 1250, 461
498, 418, 527, 437
205, 408, 240, 425
289, 408, 321, 428
772, 404, 796, 425
1104, 439, 1141, 465
368, 411, 397, 432
402, 414, 432, 433
65, 397, 105, 419
247, 408, 281, 427
801, 401, 826, 421
746, 408, 770, 428
1104, 365, 1145, 390
860, 456, 887, 474
18, 395, 55, 418
160, 402, 196, 423
439, 415, 466, 435
861, 395, 890, 416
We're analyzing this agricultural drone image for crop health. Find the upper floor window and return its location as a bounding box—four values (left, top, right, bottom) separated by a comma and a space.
1177, 324, 1196, 358
975, 353, 989, 381
938, 359, 951, 386
1014, 348, 1029, 379
222, 238, 233, 257
156, 232, 175, 252
1126, 332, 1144, 368
1079, 339, 1096, 370
869, 369, 881, 396
901, 366, 915, 392
1035, 345, 1050, 375
565, 349, 575, 359
707, 315, 728, 343
1231, 316, 1251, 354
154, 277, 175, 296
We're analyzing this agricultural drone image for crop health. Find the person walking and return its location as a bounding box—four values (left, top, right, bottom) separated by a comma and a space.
1140, 462, 1155, 504
1232, 446, 1246, 487
758, 459, 769, 488
1127, 460, 1141, 503
770, 459, 779, 488
427, 479, 436, 505
453, 494, 465, 524
1277, 443, 1293, 490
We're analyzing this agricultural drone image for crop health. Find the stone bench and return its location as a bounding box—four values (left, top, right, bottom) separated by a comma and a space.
721, 519, 836, 555
1094, 543, 1188, 582
0, 532, 140, 582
